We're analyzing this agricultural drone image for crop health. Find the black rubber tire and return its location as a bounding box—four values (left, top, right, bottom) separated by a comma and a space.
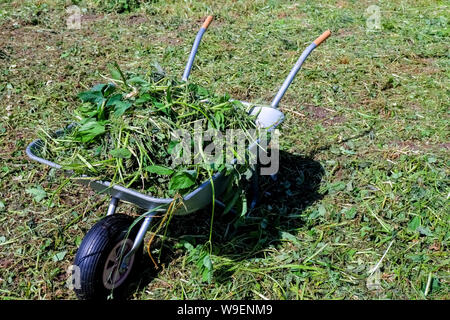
73, 214, 143, 300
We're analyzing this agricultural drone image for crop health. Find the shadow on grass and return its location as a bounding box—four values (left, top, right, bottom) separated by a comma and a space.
126, 150, 325, 295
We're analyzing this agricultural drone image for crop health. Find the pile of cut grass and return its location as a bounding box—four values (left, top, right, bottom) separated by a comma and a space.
38, 64, 258, 199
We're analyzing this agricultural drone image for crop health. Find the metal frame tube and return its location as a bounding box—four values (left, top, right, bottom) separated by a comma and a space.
120, 213, 155, 271
270, 43, 317, 108
182, 27, 207, 81
106, 197, 119, 216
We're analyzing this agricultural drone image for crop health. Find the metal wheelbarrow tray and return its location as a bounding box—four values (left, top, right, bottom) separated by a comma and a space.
25, 15, 331, 299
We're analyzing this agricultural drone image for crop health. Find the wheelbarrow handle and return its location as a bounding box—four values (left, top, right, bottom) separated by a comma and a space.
314, 30, 331, 46
202, 15, 213, 29
271, 30, 331, 108
182, 15, 214, 81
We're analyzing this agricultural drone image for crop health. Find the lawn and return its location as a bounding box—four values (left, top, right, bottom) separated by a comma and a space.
0, 0, 448, 300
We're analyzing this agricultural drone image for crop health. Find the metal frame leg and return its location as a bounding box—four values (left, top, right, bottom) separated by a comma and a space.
249, 165, 260, 210
120, 213, 155, 271
106, 197, 119, 216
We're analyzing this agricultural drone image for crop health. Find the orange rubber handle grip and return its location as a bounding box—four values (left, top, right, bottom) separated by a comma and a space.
313, 30, 331, 46
202, 15, 213, 29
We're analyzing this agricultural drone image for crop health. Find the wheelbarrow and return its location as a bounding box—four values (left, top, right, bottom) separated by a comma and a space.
26, 16, 331, 299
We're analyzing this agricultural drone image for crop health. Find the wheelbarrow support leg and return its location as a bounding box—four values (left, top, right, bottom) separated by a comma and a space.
249, 164, 260, 211
106, 197, 119, 216
119, 212, 155, 272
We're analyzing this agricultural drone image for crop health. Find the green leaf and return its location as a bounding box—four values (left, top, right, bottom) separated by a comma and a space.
102, 83, 116, 97
113, 100, 132, 117
108, 63, 122, 81
135, 93, 152, 105
78, 102, 98, 118
202, 269, 212, 283
105, 94, 123, 107
196, 86, 210, 97
183, 241, 194, 251
26, 186, 47, 202
432, 278, 440, 292
52, 250, 67, 262
408, 216, 421, 231
223, 190, 240, 214
75, 235, 82, 247
169, 171, 196, 191
407, 254, 424, 263
309, 209, 321, 220
110, 148, 132, 159
417, 226, 433, 236
202, 254, 213, 283
391, 171, 402, 179
110, 61, 128, 86
105, 94, 132, 117
240, 193, 247, 217
76, 119, 106, 142
343, 207, 357, 219
203, 254, 213, 270
167, 140, 179, 154
145, 165, 174, 175
128, 76, 148, 86
78, 90, 104, 106
328, 181, 346, 193
154, 101, 168, 114
91, 83, 107, 92
318, 204, 326, 216
280, 231, 301, 245
220, 92, 231, 102
0, 200, 5, 212
78, 83, 115, 103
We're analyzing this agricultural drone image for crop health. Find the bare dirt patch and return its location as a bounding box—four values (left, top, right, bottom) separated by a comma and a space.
396, 57, 441, 76
301, 104, 346, 126
336, 28, 354, 38
0, 24, 61, 62
81, 14, 104, 23
127, 14, 148, 25
0, 258, 14, 269
389, 140, 450, 153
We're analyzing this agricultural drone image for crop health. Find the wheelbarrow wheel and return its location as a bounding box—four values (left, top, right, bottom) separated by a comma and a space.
73, 214, 143, 300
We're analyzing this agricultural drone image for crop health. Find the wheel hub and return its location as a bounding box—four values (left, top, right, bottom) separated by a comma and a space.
102, 239, 135, 290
